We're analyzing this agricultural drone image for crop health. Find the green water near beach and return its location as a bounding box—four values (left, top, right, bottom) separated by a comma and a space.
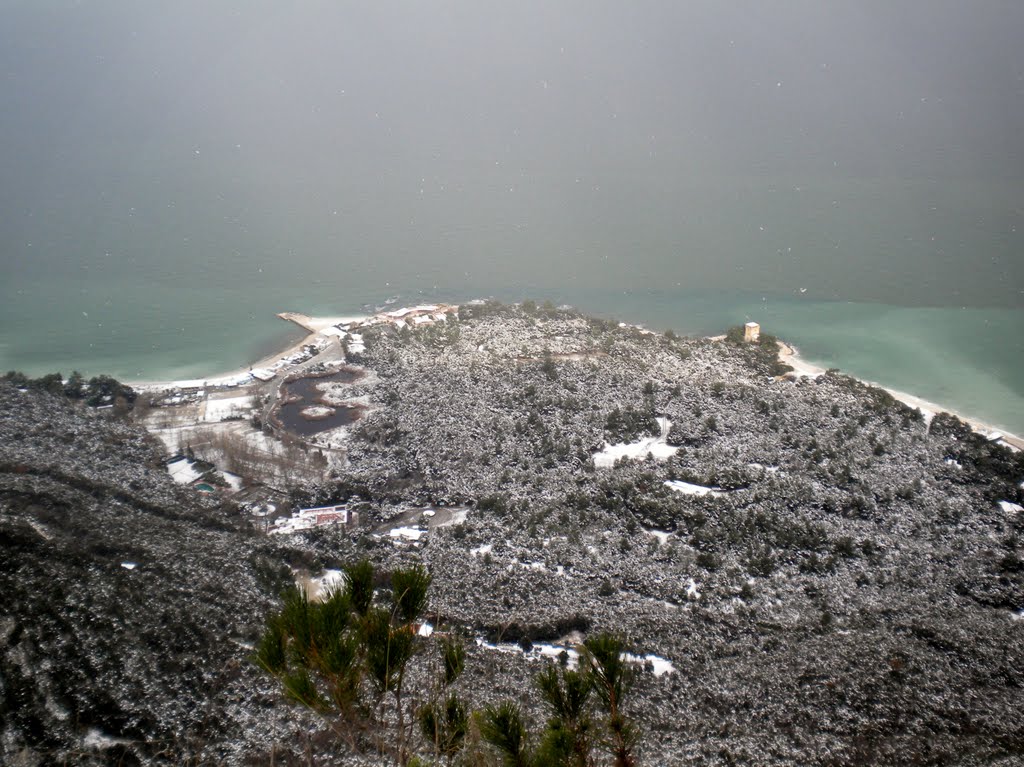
2, 273, 1021, 435
1, 3, 1021, 434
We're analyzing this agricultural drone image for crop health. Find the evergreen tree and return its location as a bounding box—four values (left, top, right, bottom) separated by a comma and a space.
480, 701, 532, 767
255, 559, 440, 765
581, 634, 638, 767
535, 666, 594, 767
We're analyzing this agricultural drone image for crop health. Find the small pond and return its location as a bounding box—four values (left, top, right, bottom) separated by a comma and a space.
274, 369, 363, 436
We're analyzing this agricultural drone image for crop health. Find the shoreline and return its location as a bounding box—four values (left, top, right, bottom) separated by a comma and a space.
129, 306, 1022, 452
130, 305, 455, 391
129, 312, 367, 390
777, 340, 1024, 451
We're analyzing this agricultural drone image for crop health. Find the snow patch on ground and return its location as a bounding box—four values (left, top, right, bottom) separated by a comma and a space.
222, 471, 243, 491
83, 728, 130, 749
166, 456, 242, 492
594, 417, 677, 468
295, 569, 346, 601
389, 526, 426, 541
624, 653, 677, 677
434, 508, 470, 527
646, 529, 672, 544
203, 395, 253, 422
475, 638, 581, 669
247, 502, 276, 517
518, 561, 547, 572
300, 405, 336, 418
535, 643, 580, 666
685, 578, 701, 600
140, 371, 255, 390
664, 480, 727, 497
167, 457, 202, 484
471, 543, 493, 557
475, 639, 675, 676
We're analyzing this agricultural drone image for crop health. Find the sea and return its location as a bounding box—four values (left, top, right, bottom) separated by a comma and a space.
1, 3, 1022, 435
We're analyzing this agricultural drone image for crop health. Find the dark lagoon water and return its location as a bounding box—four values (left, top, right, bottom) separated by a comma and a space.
275, 371, 363, 436
1, 3, 1022, 433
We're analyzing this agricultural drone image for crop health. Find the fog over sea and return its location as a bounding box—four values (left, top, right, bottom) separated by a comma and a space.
1, 2, 1022, 434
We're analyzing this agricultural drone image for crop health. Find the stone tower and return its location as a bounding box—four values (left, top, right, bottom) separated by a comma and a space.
744, 321, 760, 343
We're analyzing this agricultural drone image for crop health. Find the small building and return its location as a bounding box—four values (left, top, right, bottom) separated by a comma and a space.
744, 322, 761, 343
297, 504, 359, 529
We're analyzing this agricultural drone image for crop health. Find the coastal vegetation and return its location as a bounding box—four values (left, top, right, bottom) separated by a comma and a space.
2, 302, 1023, 765
2, 369, 137, 408
254, 558, 641, 766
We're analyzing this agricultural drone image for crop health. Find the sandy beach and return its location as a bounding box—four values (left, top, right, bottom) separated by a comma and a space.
777, 340, 1024, 452
130, 307, 1022, 453
130, 312, 366, 390
130, 306, 455, 391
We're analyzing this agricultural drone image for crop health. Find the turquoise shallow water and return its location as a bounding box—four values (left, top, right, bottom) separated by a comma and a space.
2, 277, 1021, 436
1, 6, 1022, 436
543, 290, 1024, 436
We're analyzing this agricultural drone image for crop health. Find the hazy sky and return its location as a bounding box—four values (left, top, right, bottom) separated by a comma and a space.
4, 1, 1022, 174
2, 1, 1023, 305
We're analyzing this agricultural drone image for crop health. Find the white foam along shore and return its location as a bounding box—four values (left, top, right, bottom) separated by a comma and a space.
776, 340, 1024, 452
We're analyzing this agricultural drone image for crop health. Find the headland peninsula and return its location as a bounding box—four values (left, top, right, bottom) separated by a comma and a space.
3, 299, 1022, 765
133, 300, 1024, 458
